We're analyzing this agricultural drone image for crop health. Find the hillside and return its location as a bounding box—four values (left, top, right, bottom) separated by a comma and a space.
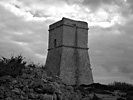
0, 55, 133, 100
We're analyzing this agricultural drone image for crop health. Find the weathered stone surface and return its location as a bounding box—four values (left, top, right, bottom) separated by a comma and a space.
41, 94, 54, 100
5, 97, 13, 100
0, 66, 130, 100
28, 93, 35, 99
82, 97, 91, 100
45, 17, 93, 85
0, 67, 82, 100
12, 88, 20, 94
92, 94, 102, 100
0, 75, 12, 83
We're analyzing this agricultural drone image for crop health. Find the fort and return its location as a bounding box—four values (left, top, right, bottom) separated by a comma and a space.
45, 18, 93, 85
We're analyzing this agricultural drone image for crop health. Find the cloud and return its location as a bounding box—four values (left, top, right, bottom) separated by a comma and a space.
127, 0, 133, 12
81, 0, 133, 18
89, 24, 133, 83
0, 3, 50, 64
1, 0, 127, 28
0, 0, 133, 84
82, 0, 125, 6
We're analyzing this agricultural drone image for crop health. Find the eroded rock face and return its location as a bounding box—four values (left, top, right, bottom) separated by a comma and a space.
0, 67, 92, 100
0, 67, 130, 100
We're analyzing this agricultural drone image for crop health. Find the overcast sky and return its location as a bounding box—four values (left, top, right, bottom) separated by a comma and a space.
0, 0, 133, 84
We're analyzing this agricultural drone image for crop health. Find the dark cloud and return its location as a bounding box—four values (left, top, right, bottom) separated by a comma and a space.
1, 0, 133, 84
89, 25, 133, 81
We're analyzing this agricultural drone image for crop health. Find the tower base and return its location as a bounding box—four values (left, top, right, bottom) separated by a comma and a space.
45, 47, 93, 85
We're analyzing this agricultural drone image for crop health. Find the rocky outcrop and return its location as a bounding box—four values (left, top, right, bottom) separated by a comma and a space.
0, 66, 132, 100
0, 67, 92, 100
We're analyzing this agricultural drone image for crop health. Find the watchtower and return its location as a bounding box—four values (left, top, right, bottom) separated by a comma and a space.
45, 18, 93, 85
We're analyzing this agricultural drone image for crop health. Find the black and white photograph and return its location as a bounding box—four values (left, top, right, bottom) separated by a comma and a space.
0, 0, 133, 99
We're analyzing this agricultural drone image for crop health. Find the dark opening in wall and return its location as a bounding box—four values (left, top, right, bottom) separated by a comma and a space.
54, 39, 57, 47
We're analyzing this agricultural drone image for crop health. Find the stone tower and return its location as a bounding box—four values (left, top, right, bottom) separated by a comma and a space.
45, 18, 93, 85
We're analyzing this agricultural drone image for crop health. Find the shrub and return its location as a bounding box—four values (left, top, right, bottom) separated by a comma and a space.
117, 97, 125, 100
108, 81, 133, 91
0, 55, 26, 77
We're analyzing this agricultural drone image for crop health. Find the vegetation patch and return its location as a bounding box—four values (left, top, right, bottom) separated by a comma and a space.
0, 55, 133, 100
